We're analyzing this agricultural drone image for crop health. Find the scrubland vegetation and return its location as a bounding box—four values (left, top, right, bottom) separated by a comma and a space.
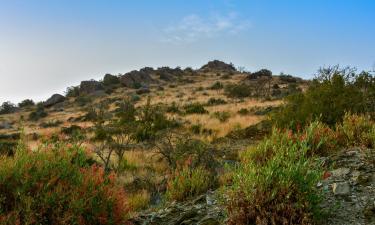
1, 61, 375, 224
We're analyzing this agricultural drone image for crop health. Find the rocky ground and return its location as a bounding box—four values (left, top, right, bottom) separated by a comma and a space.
129, 191, 225, 225
320, 147, 375, 225
130, 146, 375, 225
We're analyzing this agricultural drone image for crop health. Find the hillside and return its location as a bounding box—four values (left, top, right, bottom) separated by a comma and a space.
2, 61, 375, 225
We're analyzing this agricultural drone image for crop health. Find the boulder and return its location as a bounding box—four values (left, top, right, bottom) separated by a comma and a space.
79, 80, 104, 95
120, 70, 154, 88
247, 69, 272, 80
155, 67, 184, 81
200, 60, 236, 73
0, 121, 12, 129
44, 94, 65, 107
136, 87, 150, 95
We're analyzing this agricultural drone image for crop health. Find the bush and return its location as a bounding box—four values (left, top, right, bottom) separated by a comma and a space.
0, 101, 17, 115
103, 74, 120, 87
183, 103, 208, 114
40, 120, 63, 128
18, 99, 35, 108
224, 84, 252, 98
0, 144, 130, 224
271, 66, 374, 129
28, 103, 48, 121
212, 111, 231, 122
206, 98, 227, 106
75, 95, 92, 107
237, 108, 250, 115
65, 86, 80, 98
225, 128, 322, 225
209, 81, 224, 90
336, 113, 375, 147
166, 165, 212, 201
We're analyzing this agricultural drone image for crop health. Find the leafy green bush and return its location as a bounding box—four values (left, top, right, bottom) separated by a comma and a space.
271, 66, 374, 129
40, 120, 63, 128
212, 111, 231, 122
237, 108, 250, 115
224, 84, 252, 98
225, 127, 323, 225
0, 144, 129, 224
0, 101, 17, 115
166, 165, 212, 201
28, 103, 48, 121
18, 99, 35, 108
206, 98, 227, 106
336, 113, 375, 147
183, 103, 208, 114
65, 86, 80, 98
209, 81, 224, 90
75, 95, 92, 107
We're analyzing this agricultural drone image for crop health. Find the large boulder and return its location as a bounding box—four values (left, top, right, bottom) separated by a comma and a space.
155, 67, 184, 81
200, 60, 236, 73
247, 69, 272, 80
79, 80, 104, 95
44, 94, 65, 107
119, 70, 154, 88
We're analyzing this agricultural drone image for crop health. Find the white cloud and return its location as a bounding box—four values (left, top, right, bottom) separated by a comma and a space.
161, 12, 251, 44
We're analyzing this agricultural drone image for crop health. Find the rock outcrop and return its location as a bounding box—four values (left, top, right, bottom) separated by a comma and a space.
320, 147, 375, 225
79, 80, 104, 95
44, 94, 65, 107
130, 192, 225, 225
200, 60, 236, 73
155, 67, 184, 81
120, 70, 154, 88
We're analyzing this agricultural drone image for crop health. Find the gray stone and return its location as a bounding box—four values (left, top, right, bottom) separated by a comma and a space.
120, 70, 154, 88
0, 121, 12, 129
331, 168, 350, 178
332, 182, 350, 196
44, 94, 65, 107
79, 80, 104, 95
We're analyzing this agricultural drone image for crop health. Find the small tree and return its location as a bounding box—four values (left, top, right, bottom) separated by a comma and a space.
0, 101, 17, 114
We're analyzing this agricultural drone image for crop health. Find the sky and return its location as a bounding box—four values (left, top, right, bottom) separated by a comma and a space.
0, 0, 375, 104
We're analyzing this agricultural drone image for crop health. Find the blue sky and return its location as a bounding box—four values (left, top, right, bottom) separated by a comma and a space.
0, 0, 375, 103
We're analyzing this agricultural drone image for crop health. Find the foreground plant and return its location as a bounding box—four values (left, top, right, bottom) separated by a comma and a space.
0, 143, 130, 225
225, 127, 323, 225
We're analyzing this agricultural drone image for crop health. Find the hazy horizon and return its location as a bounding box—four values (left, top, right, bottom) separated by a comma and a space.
1, 0, 375, 104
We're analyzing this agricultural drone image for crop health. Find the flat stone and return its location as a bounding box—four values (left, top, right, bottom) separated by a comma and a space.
332, 168, 350, 178
332, 182, 351, 196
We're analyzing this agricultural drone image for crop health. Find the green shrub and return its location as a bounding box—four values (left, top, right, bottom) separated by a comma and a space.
224, 84, 252, 98
225, 128, 322, 225
237, 108, 250, 115
336, 113, 375, 147
75, 95, 92, 107
209, 81, 224, 90
65, 86, 80, 98
0, 144, 129, 224
166, 165, 212, 201
212, 111, 231, 122
271, 66, 375, 129
40, 120, 63, 128
28, 103, 48, 121
18, 99, 35, 108
184, 103, 208, 114
190, 124, 203, 134
0, 101, 17, 115
206, 98, 227, 106
166, 102, 181, 113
